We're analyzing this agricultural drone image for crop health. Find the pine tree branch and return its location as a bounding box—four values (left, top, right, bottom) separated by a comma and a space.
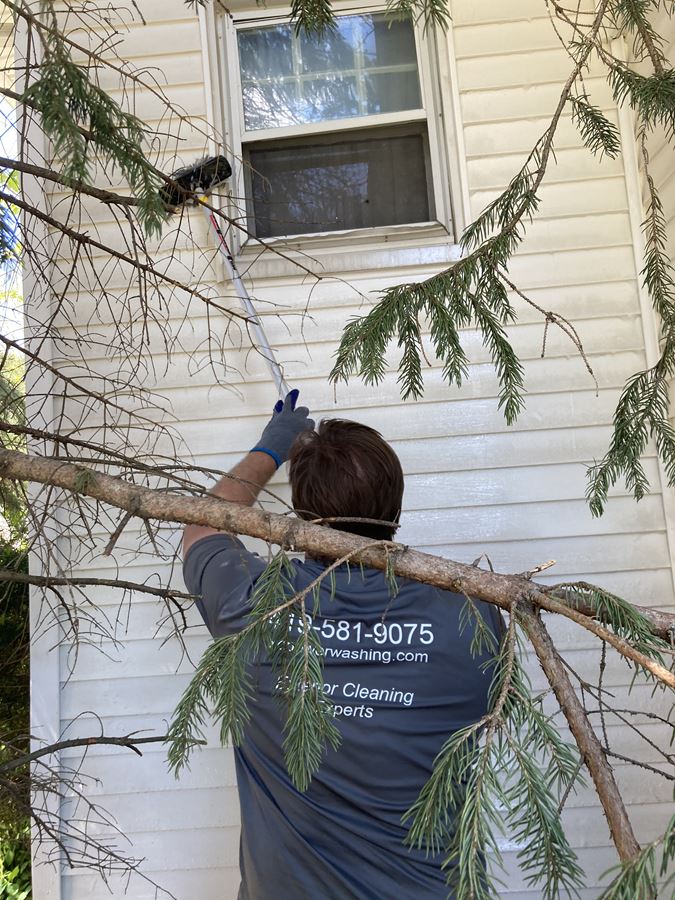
0, 419, 292, 510
0, 150, 325, 282
531, 589, 674, 683
1, 446, 673, 646
3, 0, 215, 142
0, 734, 170, 775
518, 603, 642, 864
0, 154, 137, 207
0, 568, 193, 602
457, 0, 609, 263
331, 0, 611, 410
610, 0, 666, 75
548, 579, 675, 646
0, 118, 325, 283
0, 188, 252, 326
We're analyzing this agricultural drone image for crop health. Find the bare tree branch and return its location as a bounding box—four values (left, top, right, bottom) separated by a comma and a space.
519, 603, 642, 864
2, 448, 674, 681
0, 567, 193, 601
0, 733, 171, 774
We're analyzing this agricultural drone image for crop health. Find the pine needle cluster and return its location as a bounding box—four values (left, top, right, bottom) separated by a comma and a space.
290, 0, 335, 36
609, 65, 675, 139
587, 44, 675, 513
167, 552, 340, 793
384, 0, 452, 33
569, 94, 622, 158
405, 609, 585, 899
550, 582, 670, 672
329, 144, 548, 422
608, 0, 667, 68
22, 6, 167, 236
599, 813, 674, 899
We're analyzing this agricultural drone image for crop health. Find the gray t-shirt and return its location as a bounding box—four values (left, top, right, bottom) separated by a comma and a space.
184, 534, 502, 900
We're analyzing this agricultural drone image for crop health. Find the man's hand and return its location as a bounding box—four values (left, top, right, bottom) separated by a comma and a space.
182, 390, 314, 558
251, 388, 314, 468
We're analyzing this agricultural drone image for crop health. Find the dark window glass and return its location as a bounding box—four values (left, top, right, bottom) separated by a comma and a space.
248, 126, 431, 238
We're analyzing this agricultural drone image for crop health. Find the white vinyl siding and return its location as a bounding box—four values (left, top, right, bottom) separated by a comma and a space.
31, 1, 675, 898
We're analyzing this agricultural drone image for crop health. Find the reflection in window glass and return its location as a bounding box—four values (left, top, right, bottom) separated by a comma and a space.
299, 18, 355, 73
248, 128, 431, 237
238, 13, 422, 130
238, 27, 293, 80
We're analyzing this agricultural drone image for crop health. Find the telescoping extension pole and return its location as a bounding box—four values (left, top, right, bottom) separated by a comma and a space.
164, 155, 290, 398
201, 204, 290, 398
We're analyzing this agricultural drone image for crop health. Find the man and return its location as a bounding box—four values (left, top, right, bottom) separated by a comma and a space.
183, 391, 503, 899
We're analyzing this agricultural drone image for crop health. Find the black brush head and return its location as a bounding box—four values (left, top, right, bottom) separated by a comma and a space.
162, 155, 233, 209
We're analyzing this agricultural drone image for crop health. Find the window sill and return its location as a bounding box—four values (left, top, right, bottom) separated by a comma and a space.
236, 221, 463, 279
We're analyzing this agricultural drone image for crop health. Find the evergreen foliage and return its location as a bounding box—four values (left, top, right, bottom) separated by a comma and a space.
405, 611, 584, 899
609, 65, 675, 139
330, 141, 542, 421
550, 582, 671, 671
587, 89, 675, 512
384, 0, 451, 32
569, 94, 622, 158
22, 4, 167, 236
167, 551, 341, 792
289, 0, 335, 36
599, 813, 674, 899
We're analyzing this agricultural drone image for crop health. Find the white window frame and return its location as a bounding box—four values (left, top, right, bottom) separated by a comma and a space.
200, 0, 469, 263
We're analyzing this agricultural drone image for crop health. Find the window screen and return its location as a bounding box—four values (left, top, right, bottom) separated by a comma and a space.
248, 126, 432, 238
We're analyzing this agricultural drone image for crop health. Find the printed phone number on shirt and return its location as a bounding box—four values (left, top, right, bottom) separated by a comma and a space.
290, 613, 434, 647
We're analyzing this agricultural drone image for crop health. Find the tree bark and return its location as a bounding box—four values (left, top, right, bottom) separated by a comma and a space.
2, 447, 674, 654
0, 568, 193, 600
518, 604, 642, 862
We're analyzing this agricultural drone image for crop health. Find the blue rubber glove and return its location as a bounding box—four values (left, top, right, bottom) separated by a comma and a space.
251, 389, 314, 468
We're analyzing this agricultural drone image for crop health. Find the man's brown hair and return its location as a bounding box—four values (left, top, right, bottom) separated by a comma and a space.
288, 419, 403, 540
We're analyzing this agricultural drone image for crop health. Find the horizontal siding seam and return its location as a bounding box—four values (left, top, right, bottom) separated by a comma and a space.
414, 527, 668, 549
462, 104, 617, 128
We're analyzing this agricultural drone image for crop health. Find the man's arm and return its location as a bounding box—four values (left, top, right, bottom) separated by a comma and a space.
182, 389, 314, 559
182, 451, 276, 557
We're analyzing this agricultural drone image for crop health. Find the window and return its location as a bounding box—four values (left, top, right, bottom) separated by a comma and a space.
226, 6, 450, 240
